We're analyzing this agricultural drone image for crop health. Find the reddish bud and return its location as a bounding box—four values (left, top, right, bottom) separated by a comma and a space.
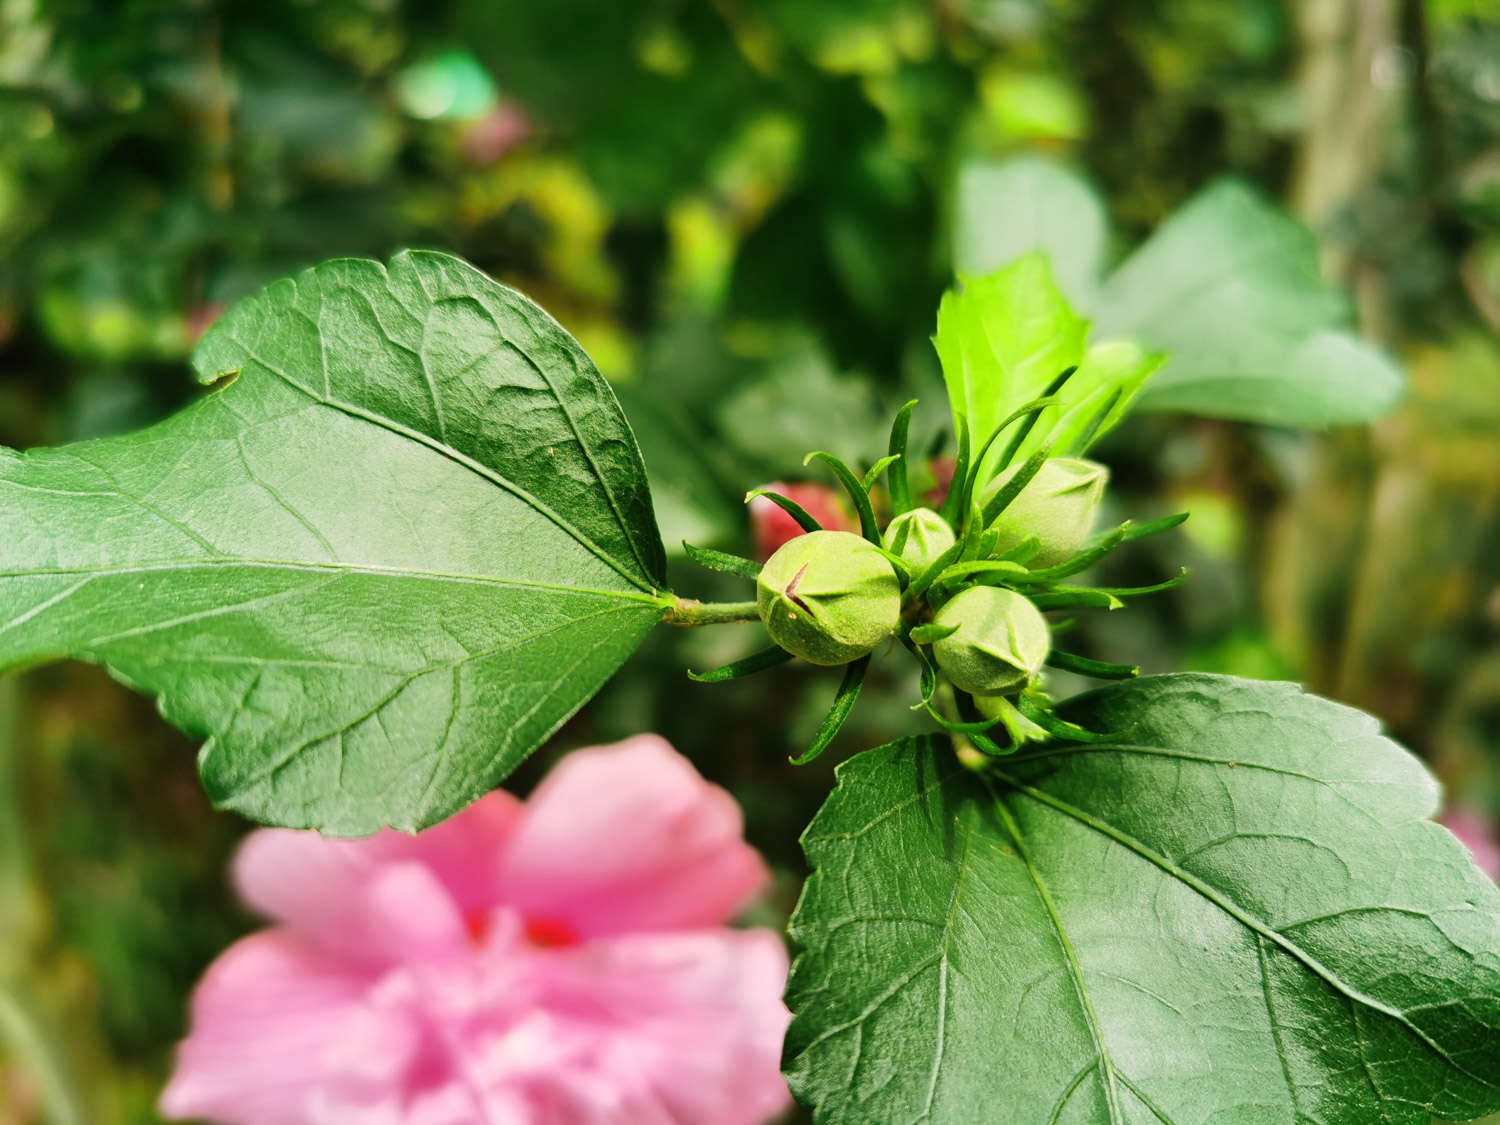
749, 482, 855, 561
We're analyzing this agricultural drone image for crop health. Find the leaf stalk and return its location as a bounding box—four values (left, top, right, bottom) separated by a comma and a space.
662, 598, 762, 626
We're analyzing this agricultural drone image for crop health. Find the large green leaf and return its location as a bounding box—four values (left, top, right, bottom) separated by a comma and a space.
0, 251, 669, 835
785, 674, 1500, 1123
955, 161, 1405, 428
1095, 181, 1405, 426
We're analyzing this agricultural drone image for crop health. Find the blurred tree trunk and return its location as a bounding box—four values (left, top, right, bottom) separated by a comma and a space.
1290, 0, 1400, 284
1266, 0, 1398, 711
1270, 0, 1500, 767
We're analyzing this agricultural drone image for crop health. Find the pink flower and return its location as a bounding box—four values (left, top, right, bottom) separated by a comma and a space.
1441, 805, 1500, 881
460, 101, 531, 166
749, 482, 854, 560
160, 736, 792, 1125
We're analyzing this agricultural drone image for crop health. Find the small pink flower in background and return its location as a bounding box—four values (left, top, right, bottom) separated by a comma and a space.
749, 481, 854, 560
161, 736, 792, 1125
185, 303, 226, 347
1441, 805, 1500, 881
460, 102, 532, 166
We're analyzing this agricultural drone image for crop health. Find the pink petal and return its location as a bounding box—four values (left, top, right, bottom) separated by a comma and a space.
234, 828, 470, 965
358, 862, 471, 963
492, 929, 793, 1125
234, 791, 523, 957
381, 791, 526, 915
159, 931, 392, 1124
500, 736, 770, 938
1441, 806, 1500, 880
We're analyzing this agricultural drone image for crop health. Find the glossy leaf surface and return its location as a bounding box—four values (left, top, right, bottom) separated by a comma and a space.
785, 674, 1500, 1123
0, 251, 668, 834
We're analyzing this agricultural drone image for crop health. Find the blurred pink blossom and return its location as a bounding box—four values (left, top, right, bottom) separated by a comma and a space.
749, 481, 854, 561
185, 302, 225, 346
460, 102, 532, 166
1440, 805, 1500, 881
161, 736, 792, 1125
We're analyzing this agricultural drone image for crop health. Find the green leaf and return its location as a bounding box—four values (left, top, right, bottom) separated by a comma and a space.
717, 344, 887, 474
935, 255, 1087, 478
936, 258, 1159, 477
785, 674, 1500, 1124
1097, 181, 1405, 426
1132, 330, 1407, 427
1045, 340, 1163, 457
0, 251, 669, 835
954, 156, 1108, 309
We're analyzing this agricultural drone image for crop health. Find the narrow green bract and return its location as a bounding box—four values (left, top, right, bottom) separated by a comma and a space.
785, 675, 1500, 1124
0, 251, 669, 834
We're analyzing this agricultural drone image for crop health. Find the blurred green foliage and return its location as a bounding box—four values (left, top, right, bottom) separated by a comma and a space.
1, 0, 1498, 1119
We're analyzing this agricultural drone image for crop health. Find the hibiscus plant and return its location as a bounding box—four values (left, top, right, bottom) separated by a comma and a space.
3, 214, 1499, 1121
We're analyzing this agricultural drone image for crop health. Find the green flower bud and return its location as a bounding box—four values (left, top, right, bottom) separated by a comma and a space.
931, 586, 1050, 695
757, 530, 902, 666
881, 508, 956, 574
980, 457, 1109, 567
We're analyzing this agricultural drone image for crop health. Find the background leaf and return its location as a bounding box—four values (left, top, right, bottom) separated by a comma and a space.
785, 674, 1500, 1124
0, 251, 668, 835
1095, 181, 1406, 426
1128, 328, 1408, 427
957, 163, 1407, 428
954, 156, 1109, 309
714, 343, 889, 474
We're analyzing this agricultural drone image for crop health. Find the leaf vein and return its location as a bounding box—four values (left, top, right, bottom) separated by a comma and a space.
992, 768, 1500, 1094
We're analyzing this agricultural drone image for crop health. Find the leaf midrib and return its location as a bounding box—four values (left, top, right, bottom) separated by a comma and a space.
985, 780, 1126, 1125
0, 558, 668, 605
225, 328, 658, 594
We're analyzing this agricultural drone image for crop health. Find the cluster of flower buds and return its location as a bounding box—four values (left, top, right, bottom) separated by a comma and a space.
687, 387, 1185, 762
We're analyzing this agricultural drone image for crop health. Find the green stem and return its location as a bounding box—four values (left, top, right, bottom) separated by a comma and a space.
662, 598, 762, 626
0, 988, 85, 1125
